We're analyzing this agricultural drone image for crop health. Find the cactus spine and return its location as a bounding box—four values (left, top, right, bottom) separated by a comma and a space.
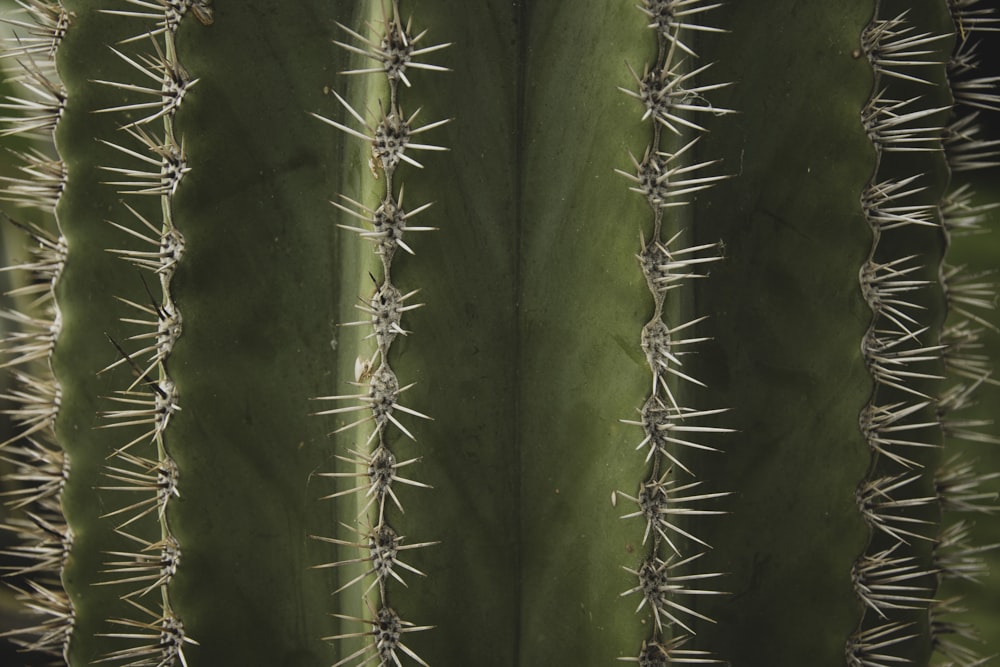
850, 1, 953, 661
83, 0, 201, 663
614, 2, 732, 663
0, 0, 72, 660
309, 3, 447, 664
683, 0, 999, 664
0, 1, 998, 666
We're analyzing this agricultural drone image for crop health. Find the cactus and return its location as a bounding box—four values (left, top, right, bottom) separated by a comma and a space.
0, 0, 998, 666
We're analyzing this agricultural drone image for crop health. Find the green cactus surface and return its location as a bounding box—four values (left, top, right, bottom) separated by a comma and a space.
0, 1, 998, 666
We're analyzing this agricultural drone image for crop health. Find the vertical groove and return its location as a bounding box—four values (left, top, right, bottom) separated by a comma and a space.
513, 0, 525, 660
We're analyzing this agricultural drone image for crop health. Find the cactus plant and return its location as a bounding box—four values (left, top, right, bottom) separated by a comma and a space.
0, 0, 998, 666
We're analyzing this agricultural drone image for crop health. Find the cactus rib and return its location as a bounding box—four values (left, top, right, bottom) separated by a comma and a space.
311, 2, 449, 664
82, 1, 211, 663
0, 0, 72, 659
615, 1, 732, 662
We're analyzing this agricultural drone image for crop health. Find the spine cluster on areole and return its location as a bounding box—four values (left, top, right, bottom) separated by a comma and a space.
87, 1, 211, 664
310, 2, 448, 665
614, 1, 733, 664
0, 0, 73, 659
849, 1, 999, 663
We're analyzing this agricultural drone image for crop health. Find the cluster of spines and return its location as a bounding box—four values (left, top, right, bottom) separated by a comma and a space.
0, 0, 72, 660
849, 2, 999, 665
931, 2, 1000, 663
310, 2, 448, 665
85, 1, 212, 664
615, 1, 732, 663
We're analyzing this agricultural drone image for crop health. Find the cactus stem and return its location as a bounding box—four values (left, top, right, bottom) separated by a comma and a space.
616, 11, 733, 645
88, 3, 208, 660
313, 2, 447, 662
0, 0, 71, 657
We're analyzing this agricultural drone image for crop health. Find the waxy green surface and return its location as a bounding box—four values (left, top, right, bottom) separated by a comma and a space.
686, 0, 952, 664
12, 0, 984, 665
54, 1, 657, 664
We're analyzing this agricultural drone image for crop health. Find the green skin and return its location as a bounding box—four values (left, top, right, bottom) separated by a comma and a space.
687, 0, 951, 664
683, 0, 882, 662
0, 0, 991, 665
